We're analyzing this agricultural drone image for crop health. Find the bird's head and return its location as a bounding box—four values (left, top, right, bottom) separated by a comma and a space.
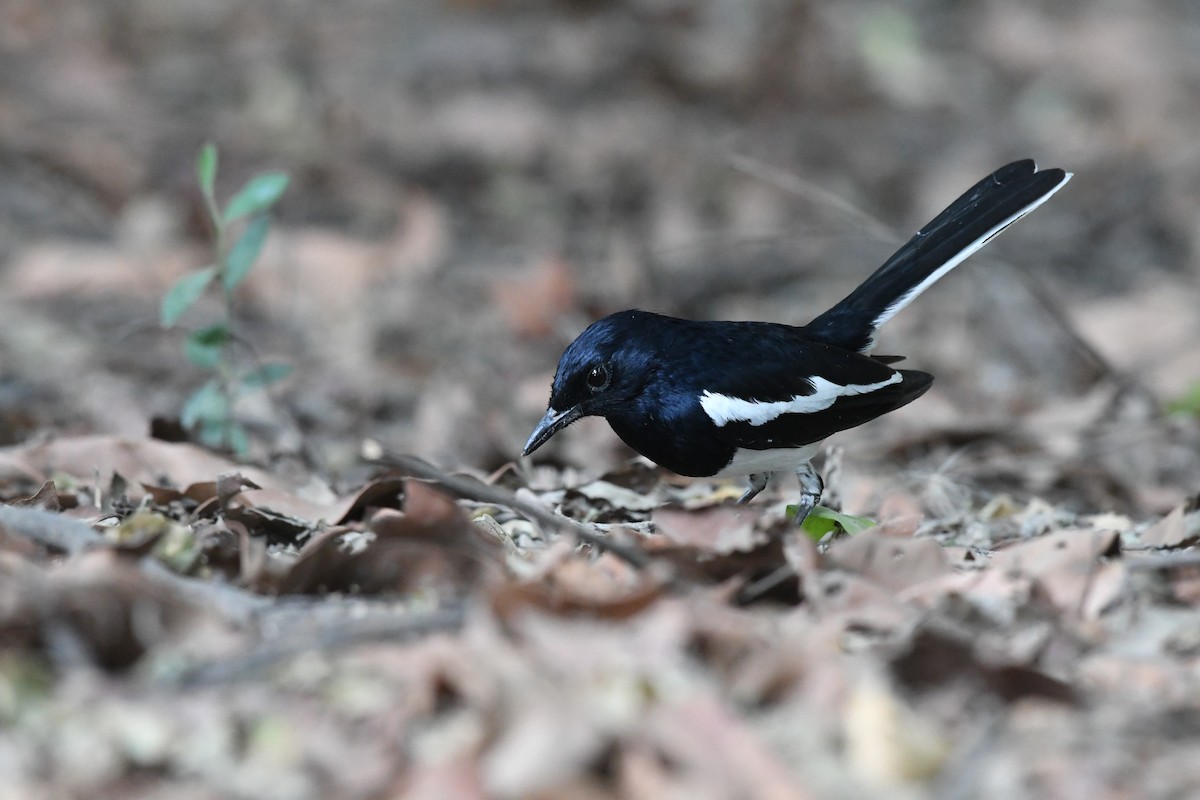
522, 310, 661, 456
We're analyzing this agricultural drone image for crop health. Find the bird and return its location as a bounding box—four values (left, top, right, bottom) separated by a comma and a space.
522, 160, 1071, 526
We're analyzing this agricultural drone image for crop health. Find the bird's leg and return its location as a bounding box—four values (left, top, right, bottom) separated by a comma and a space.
738, 473, 769, 505
792, 463, 824, 526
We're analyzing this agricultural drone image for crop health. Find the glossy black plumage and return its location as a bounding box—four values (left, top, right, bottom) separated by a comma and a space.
523, 160, 1071, 523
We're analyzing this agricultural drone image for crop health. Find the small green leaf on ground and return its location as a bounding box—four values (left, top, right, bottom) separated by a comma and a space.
181, 380, 228, 430
195, 418, 249, 455
223, 172, 289, 224
793, 504, 877, 541
184, 324, 230, 370
222, 215, 271, 292
161, 267, 216, 326
241, 363, 294, 390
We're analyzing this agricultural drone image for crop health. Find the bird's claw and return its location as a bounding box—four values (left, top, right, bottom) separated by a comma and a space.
737, 473, 769, 505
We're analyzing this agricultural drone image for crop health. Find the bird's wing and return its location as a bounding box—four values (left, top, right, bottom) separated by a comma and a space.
695, 345, 932, 451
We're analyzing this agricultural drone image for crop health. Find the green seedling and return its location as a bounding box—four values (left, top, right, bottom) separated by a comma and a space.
161, 143, 292, 455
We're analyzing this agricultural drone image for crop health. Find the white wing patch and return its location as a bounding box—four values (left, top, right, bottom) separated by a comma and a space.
700, 372, 903, 428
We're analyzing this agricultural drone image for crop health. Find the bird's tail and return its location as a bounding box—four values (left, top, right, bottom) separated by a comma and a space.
804, 160, 1071, 353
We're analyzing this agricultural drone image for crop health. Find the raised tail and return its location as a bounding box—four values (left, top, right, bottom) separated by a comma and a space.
804, 159, 1071, 353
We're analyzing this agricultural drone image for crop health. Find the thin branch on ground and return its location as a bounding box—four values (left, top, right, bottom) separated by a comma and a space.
369, 450, 657, 573
0, 504, 104, 554
1125, 552, 1200, 571
169, 603, 468, 687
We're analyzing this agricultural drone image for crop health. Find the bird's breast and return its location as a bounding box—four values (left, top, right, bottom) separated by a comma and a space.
605, 397, 734, 478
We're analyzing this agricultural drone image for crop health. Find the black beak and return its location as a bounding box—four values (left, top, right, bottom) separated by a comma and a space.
522, 406, 583, 456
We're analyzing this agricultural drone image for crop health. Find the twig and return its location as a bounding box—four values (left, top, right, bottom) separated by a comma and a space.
735, 564, 797, 605
727, 153, 896, 243
370, 450, 654, 571
1011, 267, 1129, 387
0, 505, 104, 554
169, 603, 468, 687
1125, 552, 1200, 571
139, 557, 273, 626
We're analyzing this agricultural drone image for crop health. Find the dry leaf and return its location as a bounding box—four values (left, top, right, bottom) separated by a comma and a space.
825, 531, 952, 593
1140, 497, 1200, 548
652, 506, 762, 554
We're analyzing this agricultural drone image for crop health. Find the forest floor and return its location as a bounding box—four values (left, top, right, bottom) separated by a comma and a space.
2, 2, 1200, 798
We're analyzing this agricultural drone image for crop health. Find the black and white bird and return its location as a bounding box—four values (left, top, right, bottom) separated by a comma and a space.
523, 160, 1071, 525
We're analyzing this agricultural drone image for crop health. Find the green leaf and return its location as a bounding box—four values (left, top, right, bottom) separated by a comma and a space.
184, 324, 230, 370
223, 171, 289, 224
195, 419, 227, 449
793, 504, 877, 541
222, 215, 270, 292
196, 143, 218, 201
240, 362, 293, 390
181, 380, 228, 430
1167, 382, 1200, 417
225, 423, 251, 457
195, 418, 249, 456
160, 267, 216, 326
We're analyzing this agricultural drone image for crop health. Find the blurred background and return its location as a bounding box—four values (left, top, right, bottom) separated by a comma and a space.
1, 0, 1197, 513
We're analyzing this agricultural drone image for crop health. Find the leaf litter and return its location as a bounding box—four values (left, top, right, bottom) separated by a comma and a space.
0, 428, 1198, 799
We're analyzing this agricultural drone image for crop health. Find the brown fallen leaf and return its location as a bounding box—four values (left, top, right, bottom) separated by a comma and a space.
990, 527, 1121, 573
490, 552, 664, 621
652, 505, 763, 554
874, 491, 924, 538
10, 479, 62, 511
642, 693, 814, 800
989, 528, 1125, 617
638, 535, 800, 604
1140, 496, 1200, 548
825, 531, 952, 593
0, 435, 285, 492
275, 482, 503, 597
219, 478, 408, 545
889, 624, 1078, 704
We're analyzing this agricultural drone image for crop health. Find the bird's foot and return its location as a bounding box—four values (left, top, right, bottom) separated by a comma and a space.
792, 463, 824, 527
737, 473, 769, 505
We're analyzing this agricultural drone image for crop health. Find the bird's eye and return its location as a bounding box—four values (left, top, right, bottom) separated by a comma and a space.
586, 364, 610, 391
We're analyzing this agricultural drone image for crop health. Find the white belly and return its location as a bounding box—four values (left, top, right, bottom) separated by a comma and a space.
714, 440, 823, 477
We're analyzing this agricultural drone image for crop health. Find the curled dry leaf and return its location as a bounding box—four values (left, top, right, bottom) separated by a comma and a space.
11, 479, 62, 511
274, 481, 502, 597
216, 478, 409, 547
